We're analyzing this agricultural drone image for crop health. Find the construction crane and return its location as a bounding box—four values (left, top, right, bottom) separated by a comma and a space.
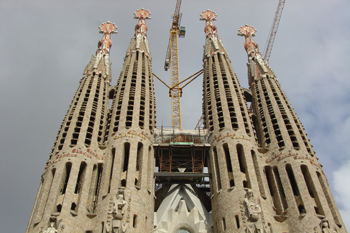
164, 0, 186, 130
263, 0, 286, 61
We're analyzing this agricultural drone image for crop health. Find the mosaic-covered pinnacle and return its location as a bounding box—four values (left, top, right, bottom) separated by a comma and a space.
237, 24, 256, 38
98, 21, 118, 35
134, 8, 151, 20
200, 10, 218, 39
199, 9, 217, 22
93, 21, 117, 74
95, 21, 117, 56
238, 24, 270, 79
237, 24, 262, 59
134, 8, 151, 37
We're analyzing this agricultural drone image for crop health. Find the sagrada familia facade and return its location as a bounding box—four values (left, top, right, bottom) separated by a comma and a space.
26, 9, 347, 233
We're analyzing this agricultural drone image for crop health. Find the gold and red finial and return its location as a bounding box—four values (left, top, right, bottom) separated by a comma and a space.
95, 21, 117, 56
99, 21, 118, 35
200, 9, 217, 22
134, 8, 151, 37
238, 25, 260, 58
237, 24, 256, 38
238, 25, 269, 74
200, 10, 218, 38
134, 8, 151, 20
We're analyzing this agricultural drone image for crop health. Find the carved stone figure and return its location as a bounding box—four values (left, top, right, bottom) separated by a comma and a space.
112, 194, 127, 217
107, 194, 128, 233
43, 222, 57, 233
321, 220, 336, 233
245, 225, 255, 233
244, 189, 262, 222
245, 223, 272, 233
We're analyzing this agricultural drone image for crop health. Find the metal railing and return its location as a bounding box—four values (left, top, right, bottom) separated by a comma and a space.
153, 126, 210, 144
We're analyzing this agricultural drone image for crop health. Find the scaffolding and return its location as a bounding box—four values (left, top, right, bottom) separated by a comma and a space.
153, 128, 210, 183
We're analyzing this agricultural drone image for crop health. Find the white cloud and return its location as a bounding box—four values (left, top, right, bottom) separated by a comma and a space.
333, 160, 350, 230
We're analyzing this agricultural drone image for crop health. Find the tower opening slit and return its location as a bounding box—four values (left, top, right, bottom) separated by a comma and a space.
301, 165, 324, 215
213, 146, 222, 191
108, 148, 116, 193
223, 143, 235, 188
135, 142, 143, 188
251, 150, 266, 198
265, 166, 283, 215
286, 164, 306, 215
273, 167, 288, 210
237, 144, 250, 188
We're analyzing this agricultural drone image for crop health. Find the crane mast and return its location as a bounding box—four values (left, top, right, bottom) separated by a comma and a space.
263, 0, 286, 61
164, 0, 185, 130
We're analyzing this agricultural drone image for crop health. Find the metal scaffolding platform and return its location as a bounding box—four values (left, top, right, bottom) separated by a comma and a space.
153, 128, 211, 184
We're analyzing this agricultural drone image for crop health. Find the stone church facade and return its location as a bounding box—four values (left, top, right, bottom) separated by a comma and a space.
26, 9, 346, 233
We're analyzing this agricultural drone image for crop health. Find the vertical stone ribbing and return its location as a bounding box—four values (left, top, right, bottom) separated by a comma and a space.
26, 22, 117, 233
239, 24, 346, 232
100, 9, 155, 233
200, 11, 265, 233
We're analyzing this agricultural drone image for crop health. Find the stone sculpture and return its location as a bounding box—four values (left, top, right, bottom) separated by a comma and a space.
244, 189, 262, 222
321, 220, 337, 233
107, 193, 128, 233
43, 222, 57, 233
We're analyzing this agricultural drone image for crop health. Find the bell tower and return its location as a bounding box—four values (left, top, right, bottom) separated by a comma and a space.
200, 10, 270, 232
238, 24, 346, 232
100, 8, 155, 233
26, 21, 117, 233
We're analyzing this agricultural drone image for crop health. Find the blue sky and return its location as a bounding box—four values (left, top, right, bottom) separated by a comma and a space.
0, 0, 349, 232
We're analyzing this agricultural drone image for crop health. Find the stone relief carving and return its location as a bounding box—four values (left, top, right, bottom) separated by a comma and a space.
42, 222, 58, 233
263, 224, 272, 233
240, 200, 247, 223
245, 223, 272, 233
245, 224, 256, 233
106, 191, 129, 233
321, 220, 337, 233
244, 189, 262, 222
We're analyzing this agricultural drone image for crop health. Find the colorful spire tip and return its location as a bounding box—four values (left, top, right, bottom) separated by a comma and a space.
200, 10, 217, 21
237, 24, 257, 38
98, 21, 118, 35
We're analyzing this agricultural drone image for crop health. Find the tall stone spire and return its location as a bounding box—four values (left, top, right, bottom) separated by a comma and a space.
238, 24, 313, 153
201, 11, 267, 232
100, 8, 156, 233
26, 22, 117, 233
239, 25, 346, 232
107, 8, 155, 136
